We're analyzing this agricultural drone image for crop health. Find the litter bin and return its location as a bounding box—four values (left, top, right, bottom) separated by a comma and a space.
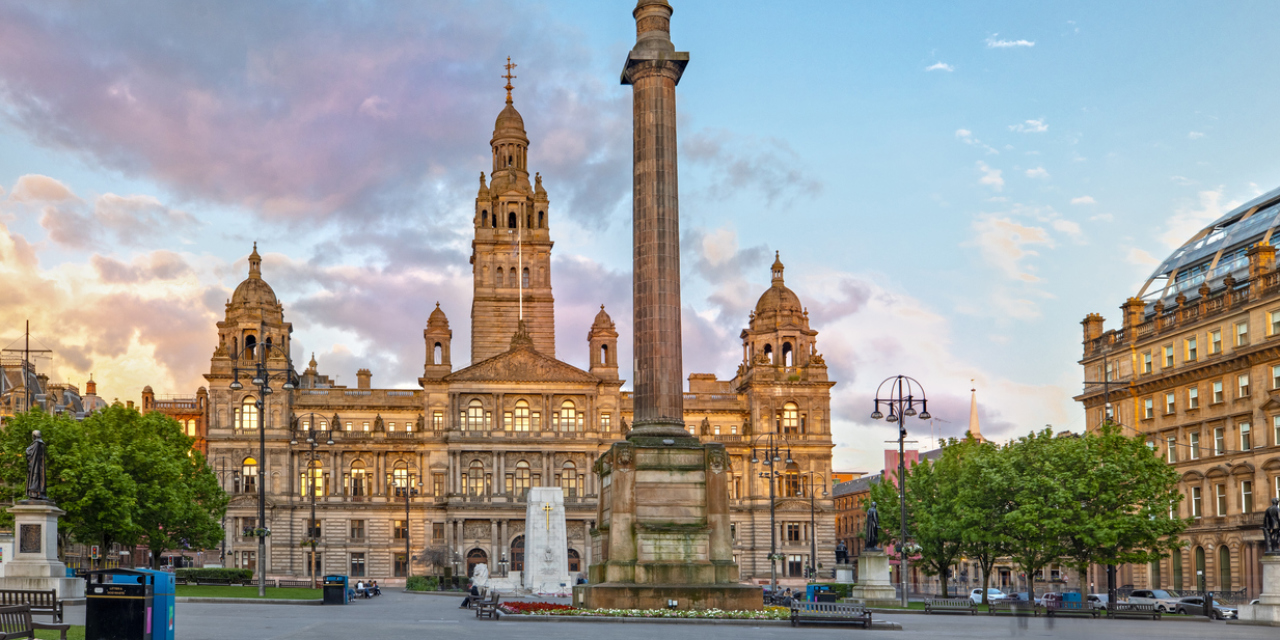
806, 584, 832, 602
114, 569, 174, 640
323, 574, 349, 605
85, 568, 154, 640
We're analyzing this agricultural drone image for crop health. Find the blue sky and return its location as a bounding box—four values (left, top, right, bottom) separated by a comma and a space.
1, 1, 1277, 473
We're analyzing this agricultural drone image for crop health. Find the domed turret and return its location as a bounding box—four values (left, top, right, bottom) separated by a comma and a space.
740, 253, 823, 377
230, 243, 279, 307
588, 304, 619, 380
428, 302, 450, 331
423, 302, 453, 378
752, 252, 804, 326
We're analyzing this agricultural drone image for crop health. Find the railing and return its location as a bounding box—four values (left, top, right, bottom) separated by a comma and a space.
386, 431, 417, 438
344, 390, 372, 396
387, 391, 415, 397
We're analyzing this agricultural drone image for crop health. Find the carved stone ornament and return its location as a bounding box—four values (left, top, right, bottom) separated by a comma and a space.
614, 444, 634, 471
742, 418, 753, 437
416, 414, 425, 431
708, 446, 727, 475
463, 520, 489, 538
444, 343, 599, 384
700, 417, 711, 436
593, 455, 608, 476
373, 414, 384, 432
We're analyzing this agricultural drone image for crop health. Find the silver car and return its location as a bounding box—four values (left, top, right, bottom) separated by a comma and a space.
1174, 596, 1237, 619
1127, 589, 1182, 612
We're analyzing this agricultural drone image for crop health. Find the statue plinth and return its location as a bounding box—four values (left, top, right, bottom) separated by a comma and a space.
1, 502, 84, 600
847, 550, 897, 607
1237, 554, 1280, 626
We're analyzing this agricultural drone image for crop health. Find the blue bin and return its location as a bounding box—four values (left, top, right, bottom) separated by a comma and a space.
806, 584, 832, 602
323, 575, 349, 605
111, 569, 174, 640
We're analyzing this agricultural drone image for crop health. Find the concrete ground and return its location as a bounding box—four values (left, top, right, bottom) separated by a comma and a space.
163, 591, 1279, 640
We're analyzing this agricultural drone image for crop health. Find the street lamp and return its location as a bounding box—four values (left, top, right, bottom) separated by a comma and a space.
291, 413, 333, 589
213, 458, 240, 567
229, 340, 296, 597
869, 375, 930, 608
750, 432, 792, 596
800, 472, 829, 581
395, 476, 422, 580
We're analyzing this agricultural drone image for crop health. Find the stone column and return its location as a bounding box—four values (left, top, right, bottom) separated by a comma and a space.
623, 0, 690, 439
490, 519, 499, 569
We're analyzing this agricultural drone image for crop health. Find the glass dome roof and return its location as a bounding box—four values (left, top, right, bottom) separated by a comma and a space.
1140, 185, 1280, 304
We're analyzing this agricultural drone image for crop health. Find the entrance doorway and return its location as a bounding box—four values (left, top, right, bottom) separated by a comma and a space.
567, 549, 580, 574
511, 536, 524, 572
467, 548, 488, 577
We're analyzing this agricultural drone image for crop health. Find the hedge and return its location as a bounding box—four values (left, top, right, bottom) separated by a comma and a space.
175, 568, 253, 582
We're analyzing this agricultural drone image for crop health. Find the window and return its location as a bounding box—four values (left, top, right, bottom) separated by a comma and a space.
560, 462, 581, 498
1143, 398, 1154, 419
303, 552, 322, 577
394, 553, 408, 578
786, 523, 802, 542
731, 424, 738, 435
301, 460, 324, 498
1189, 432, 1201, 460
346, 422, 353, 431
1273, 310, 1280, 336
1241, 422, 1252, 450
1242, 481, 1254, 513
601, 412, 611, 432
467, 400, 484, 430
1188, 386, 1199, 409
1275, 416, 1280, 449
1216, 484, 1227, 516
349, 553, 366, 577
468, 460, 485, 496
394, 520, 408, 540
1239, 374, 1250, 398
1214, 427, 1225, 455
1219, 546, 1232, 589
350, 520, 365, 540
1105, 361, 1114, 381
241, 458, 258, 494
1274, 366, 1280, 390
238, 397, 258, 429
387, 422, 395, 432
1237, 322, 1249, 346
522, 267, 529, 289
305, 518, 321, 538
433, 523, 445, 542
713, 424, 721, 435
782, 403, 801, 434
362, 421, 369, 432
1164, 345, 1174, 368
350, 461, 367, 497
1192, 487, 1202, 518
513, 400, 530, 432
788, 555, 804, 578
1210, 330, 1222, 354
432, 473, 444, 497
1166, 392, 1176, 414
559, 400, 579, 432
432, 411, 443, 430
513, 461, 531, 498
1186, 336, 1198, 361
1142, 352, 1153, 374
503, 412, 512, 430
783, 467, 801, 497
1213, 380, 1224, 403
1166, 436, 1177, 463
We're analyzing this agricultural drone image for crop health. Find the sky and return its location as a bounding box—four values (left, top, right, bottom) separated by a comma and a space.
2, 1, 1279, 475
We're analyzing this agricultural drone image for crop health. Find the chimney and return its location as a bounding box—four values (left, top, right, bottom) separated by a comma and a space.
1121, 297, 1145, 336
1082, 313, 1105, 343
356, 369, 372, 390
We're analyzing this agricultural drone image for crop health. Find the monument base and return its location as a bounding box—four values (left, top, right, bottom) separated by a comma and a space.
574, 583, 761, 611
834, 564, 854, 583
1, 502, 84, 599
847, 551, 896, 606
1237, 554, 1280, 626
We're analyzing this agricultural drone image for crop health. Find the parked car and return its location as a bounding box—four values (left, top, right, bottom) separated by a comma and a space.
1127, 589, 1182, 612
1007, 592, 1044, 606
1086, 594, 1109, 611
1173, 596, 1237, 619
970, 588, 1007, 604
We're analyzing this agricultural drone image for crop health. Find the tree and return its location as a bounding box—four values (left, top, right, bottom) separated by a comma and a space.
419, 545, 449, 577
953, 436, 1011, 605
995, 429, 1077, 604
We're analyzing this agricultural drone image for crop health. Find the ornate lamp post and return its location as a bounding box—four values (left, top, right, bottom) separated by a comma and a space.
801, 472, 829, 581
750, 432, 792, 596
213, 458, 240, 567
869, 375, 930, 608
229, 343, 296, 597
395, 476, 421, 579
291, 414, 333, 588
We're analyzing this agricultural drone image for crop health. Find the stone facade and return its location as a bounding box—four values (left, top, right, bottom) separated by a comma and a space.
148, 88, 835, 587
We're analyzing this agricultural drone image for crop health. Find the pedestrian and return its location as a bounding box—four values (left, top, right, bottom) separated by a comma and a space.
459, 581, 480, 608
371, 581, 381, 596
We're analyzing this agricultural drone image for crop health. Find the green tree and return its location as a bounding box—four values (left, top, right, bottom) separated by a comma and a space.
995, 429, 1077, 604
953, 435, 1011, 605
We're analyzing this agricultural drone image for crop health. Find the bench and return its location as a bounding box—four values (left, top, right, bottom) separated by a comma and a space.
0, 590, 63, 623
1107, 602, 1160, 620
1045, 602, 1100, 618
790, 602, 872, 628
0, 604, 71, 640
988, 601, 1042, 617
195, 578, 234, 586
924, 598, 977, 615
275, 579, 314, 589
475, 591, 501, 620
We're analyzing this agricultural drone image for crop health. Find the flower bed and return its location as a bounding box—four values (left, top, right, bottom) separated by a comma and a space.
499, 602, 789, 620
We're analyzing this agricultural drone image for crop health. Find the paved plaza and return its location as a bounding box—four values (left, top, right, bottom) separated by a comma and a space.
162, 591, 1279, 640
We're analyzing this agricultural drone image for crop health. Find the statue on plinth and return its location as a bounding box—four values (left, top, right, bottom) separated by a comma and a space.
864, 501, 880, 551
25, 431, 47, 502
835, 540, 848, 564
1265, 497, 1280, 555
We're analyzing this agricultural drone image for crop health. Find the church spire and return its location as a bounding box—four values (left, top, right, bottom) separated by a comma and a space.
967, 382, 985, 442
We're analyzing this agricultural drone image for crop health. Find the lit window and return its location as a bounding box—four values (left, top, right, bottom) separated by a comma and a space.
1239, 374, 1250, 398
1142, 352, 1153, 374
1236, 322, 1249, 346
1186, 336, 1198, 361
1164, 346, 1174, 368
467, 400, 484, 430
1188, 386, 1199, 409
1240, 422, 1252, 450
1214, 427, 1225, 455
1242, 481, 1254, 513
560, 461, 581, 498
432, 411, 443, 430
1213, 381, 1224, 403
239, 397, 259, 429
560, 400, 578, 432
1189, 432, 1201, 460
1210, 330, 1222, 354
241, 457, 258, 494
514, 400, 530, 432
714, 424, 721, 435
1166, 392, 1176, 414
1143, 398, 1154, 420
731, 424, 738, 435
601, 412, 611, 432
362, 421, 369, 432
782, 403, 801, 434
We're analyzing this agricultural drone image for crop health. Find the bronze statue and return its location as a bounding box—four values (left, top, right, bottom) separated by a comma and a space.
865, 501, 880, 551
25, 430, 47, 501
1265, 497, 1280, 555
835, 540, 848, 564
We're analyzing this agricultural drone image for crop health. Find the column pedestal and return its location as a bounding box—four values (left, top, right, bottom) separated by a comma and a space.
847, 550, 896, 607
0, 502, 84, 600
1237, 554, 1280, 626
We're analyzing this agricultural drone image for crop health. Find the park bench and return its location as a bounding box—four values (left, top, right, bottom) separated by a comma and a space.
174, 577, 188, 586
475, 591, 501, 620
0, 604, 71, 640
1045, 601, 1099, 618
194, 578, 234, 586
988, 601, 1041, 617
789, 602, 872, 628
275, 579, 314, 589
466, 587, 493, 610
924, 598, 977, 615
1106, 602, 1160, 620
0, 590, 64, 623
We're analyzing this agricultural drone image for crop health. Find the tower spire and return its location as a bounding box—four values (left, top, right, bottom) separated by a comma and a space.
967, 381, 985, 442
502, 56, 517, 104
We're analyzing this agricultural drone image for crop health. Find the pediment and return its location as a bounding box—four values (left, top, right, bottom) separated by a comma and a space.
445, 345, 600, 384
775, 498, 817, 511
1263, 392, 1280, 412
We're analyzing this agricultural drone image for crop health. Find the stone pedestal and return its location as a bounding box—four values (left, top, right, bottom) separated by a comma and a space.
834, 564, 855, 583
0, 502, 84, 599
523, 488, 572, 594
847, 551, 896, 607
1238, 554, 1280, 626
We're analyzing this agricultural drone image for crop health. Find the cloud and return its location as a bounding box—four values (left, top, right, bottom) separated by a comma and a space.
1171, 176, 1196, 186
976, 161, 1004, 191
682, 129, 822, 208
30, 191, 196, 248
1009, 119, 1048, 133
90, 251, 194, 284
986, 34, 1035, 48
971, 215, 1053, 282
1090, 213, 1114, 222
955, 129, 998, 155
1188, 131, 1205, 140
1127, 248, 1158, 267
1070, 196, 1096, 205
1025, 167, 1049, 179
1159, 187, 1239, 248
925, 62, 954, 72
9, 174, 76, 202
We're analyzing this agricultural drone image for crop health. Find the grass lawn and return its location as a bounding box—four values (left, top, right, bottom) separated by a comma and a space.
176, 585, 322, 599
36, 627, 83, 640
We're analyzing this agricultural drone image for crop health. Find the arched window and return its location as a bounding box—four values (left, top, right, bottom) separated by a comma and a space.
522, 267, 530, 289
482, 211, 489, 227
433, 343, 443, 365
185, 419, 197, 437
241, 457, 258, 494
514, 400, 530, 432
514, 460, 531, 497
538, 211, 544, 228
239, 397, 259, 430
1219, 545, 1232, 589
468, 460, 486, 496
763, 344, 773, 364
1195, 546, 1206, 590
600, 344, 608, 365
526, 213, 533, 229
467, 400, 484, 431
782, 402, 800, 435
782, 342, 793, 367
510, 535, 525, 572
1172, 549, 1184, 590
559, 400, 578, 432
508, 268, 517, 288
392, 462, 410, 496
1150, 560, 1162, 589
244, 334, 257, 359
508, 212, 517, 228
467, 548, 488, 577
265, 336, 273, 356
301, 459, 324, 498
561, 461, 581, 498
507, 154, 513, 167
567, 548, 580, 573
350, 461, 367, 497
496, 268, 504, 287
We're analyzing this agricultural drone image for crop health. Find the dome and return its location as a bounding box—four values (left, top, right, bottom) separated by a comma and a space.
493, 103, 527, 141
1142, 184, 1280, 304
754, 252, 803, 315
592, 305, 615, 331
428, 302, 449, 330
230, 243, 279, 306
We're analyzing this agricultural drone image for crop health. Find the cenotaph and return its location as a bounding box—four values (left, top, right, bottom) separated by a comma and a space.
523, 487, 571, 594
0, 432, 84, 599
575, 0, 758, 611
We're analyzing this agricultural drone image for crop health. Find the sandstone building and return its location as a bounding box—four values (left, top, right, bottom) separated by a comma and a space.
150, 91, 836, 585
1078, 187, 1280, 599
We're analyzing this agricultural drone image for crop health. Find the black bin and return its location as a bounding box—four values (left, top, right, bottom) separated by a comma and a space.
85, 568, 155, 640
816, 592, 839, 603
323, 574, 349, 605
